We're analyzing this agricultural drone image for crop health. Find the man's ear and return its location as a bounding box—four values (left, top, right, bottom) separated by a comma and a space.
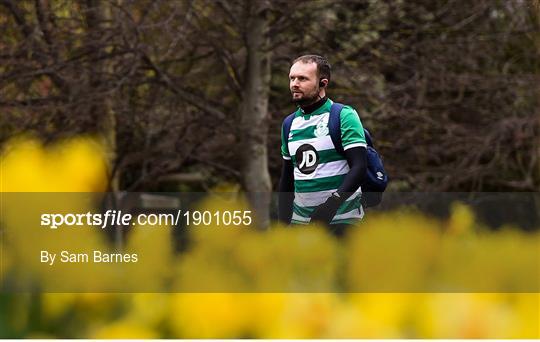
319, 79, 328, 88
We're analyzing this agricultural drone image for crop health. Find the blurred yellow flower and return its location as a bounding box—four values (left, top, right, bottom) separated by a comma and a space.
346, 212, 441, 292
124, 293, 170, 328
448, 202, 476, 235
342, 293, 417, 338
121, 223, 174, 291
74, 293, 124, 321
321, 299, 367, 338
413, 293, 532, 338
1, 136, 108, 192
169, 293, 253, 338
507, 293, 540, 338
41, 293, 78, 322
263, 293, 340, 339
90, 319, 158, 339
248, 293, 288, 337
0, 138, 537, 340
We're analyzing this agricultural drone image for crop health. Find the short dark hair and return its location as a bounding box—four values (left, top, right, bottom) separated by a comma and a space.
292, 55, 331, 83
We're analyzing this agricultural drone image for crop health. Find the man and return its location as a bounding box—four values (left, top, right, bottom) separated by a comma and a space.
278, 55, 368, 236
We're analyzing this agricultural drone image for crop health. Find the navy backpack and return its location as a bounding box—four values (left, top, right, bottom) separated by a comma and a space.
283, 102, 388, 207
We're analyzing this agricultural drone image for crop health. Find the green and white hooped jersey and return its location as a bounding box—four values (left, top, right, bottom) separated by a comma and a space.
281, 99, 367, 225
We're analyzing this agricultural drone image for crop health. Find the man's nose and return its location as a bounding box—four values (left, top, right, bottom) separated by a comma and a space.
291, 79, 299, 88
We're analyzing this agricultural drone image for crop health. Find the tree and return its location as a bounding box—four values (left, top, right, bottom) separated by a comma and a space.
2, 0, 538, 218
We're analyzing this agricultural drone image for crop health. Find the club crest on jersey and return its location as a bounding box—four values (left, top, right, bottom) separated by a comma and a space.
295, 144, 319, 174
314, 116, 329, 137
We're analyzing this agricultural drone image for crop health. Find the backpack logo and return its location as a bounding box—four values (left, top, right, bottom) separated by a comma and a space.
376, 171, 384, 180
314, 116, 329, 137
296, 144, 319, 174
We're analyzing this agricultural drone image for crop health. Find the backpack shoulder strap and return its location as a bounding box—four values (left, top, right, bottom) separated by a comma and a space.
328, 102, 345, 155
282, 112, 296, 156
364, 128, 374, 147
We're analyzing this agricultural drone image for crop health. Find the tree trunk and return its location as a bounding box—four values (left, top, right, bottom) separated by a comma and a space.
240, 0, 272, 228
534, 0, 540, 217
83, 0, 119, 192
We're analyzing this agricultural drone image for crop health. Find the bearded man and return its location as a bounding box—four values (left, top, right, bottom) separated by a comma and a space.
278, 55, 368, 236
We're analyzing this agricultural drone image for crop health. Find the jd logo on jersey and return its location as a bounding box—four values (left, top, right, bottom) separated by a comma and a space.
296, 144, 319, 174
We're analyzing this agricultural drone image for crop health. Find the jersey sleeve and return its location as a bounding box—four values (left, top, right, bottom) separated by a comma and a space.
281, 121, 291, 160
340, 106, 367, 150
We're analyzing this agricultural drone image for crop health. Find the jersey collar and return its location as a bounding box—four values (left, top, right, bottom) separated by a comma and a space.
298, 98, 332, 116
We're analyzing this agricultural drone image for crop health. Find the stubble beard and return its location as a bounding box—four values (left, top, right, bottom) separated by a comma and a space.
291, 89, 319, 107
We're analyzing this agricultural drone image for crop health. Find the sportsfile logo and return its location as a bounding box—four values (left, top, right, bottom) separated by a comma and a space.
39, 210, 177, 229
40, 210, 253, 229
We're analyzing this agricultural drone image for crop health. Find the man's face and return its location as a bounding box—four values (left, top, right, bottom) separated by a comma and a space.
289, 61, 320, 105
